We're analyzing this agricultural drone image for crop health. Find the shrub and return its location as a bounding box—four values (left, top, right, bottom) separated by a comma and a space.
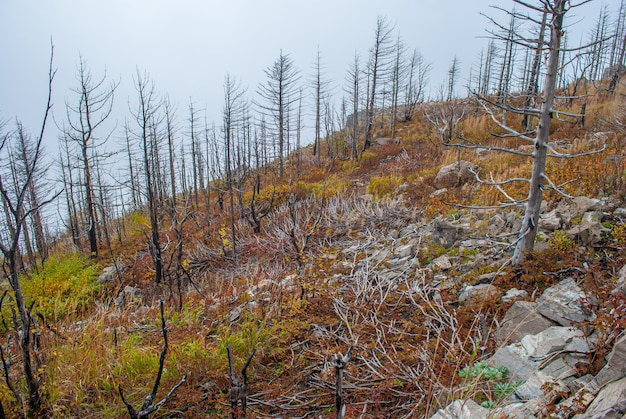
367, 175, 403, 198
15, 252, 102, 323
459, 361, 522, 409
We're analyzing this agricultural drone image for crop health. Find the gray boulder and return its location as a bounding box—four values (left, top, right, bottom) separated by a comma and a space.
556, 197, 601, 225
434, 160, 479, 189
536, 278, 590, 327
429, 399, 489, 419
98, 265, 119, 284
520, 326, 584, 358
539, 210, 562, 231
573, 376, 626, 419
431, 255, 452, 270
501, 288, 529, 303
496, 301, 557, 345
566, 222, 610, 247
593, 334, 626, 390
489, 343, 540, 382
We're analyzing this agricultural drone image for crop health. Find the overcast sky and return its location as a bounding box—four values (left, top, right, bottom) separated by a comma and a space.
0, 0, 610, 148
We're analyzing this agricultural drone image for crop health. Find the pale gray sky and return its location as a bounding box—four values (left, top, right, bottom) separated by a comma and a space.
0, 0, 609, 147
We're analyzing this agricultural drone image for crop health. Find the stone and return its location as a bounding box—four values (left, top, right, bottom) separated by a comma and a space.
429, 399, 489, 419
394, 243, 414, 259
520, 326, 585, 358
459, 283, 500, 305
476, 272, 498, 283
581, 211, 604, 224
373, 137, 400, 147
489, 343, 540, 382
572, 196, 602, 217
371, 248, 392, 264
432, 255, 452, 270
431, 221, 468, 249
573, 376, 626, 419
541, 357, 578, 381
488, 213, 508, 236
515, 370, 566, 401
97, 265, 118, 284
536, 278, 590, 327
566, 222, 610, 247
430, 188, 448, 198
540, 210, 562, 231
556, 197, 601, 225
593, 334, 626, 389
501, 288, 529, 303
492, 401, 540, 419
610, 264, 626, 296
496, 301, 557, 346
433, 160, 480, 189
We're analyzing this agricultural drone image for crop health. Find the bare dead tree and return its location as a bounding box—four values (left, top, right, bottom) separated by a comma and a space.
402, 48, 431, 122
425, 57, 468, 167
344, 52, 362, 160
0, 43, 56, 418
363, 16, 394, 151
15, 121, 50, 270
334, 346, 353, 419
130, 70, 164, 283
63, 55, 118, 258
226, 344, 256, 419
608, 30, 626, 93
118, 301, 187, 418
447, 0, 606, 265
256, 51, 301, 178
521, 8, 547, 131
223, 74, 247, 262
187, 100, 200, 207
389, 34, 405, 141
311, 46, 331, 165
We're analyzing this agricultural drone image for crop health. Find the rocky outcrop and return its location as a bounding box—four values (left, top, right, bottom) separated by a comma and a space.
433, 276, 626, 418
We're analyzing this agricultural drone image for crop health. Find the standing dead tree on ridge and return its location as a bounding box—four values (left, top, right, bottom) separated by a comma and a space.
130, 70, 164, 283
62, 55, 118, 258
256, 50, 300, 178
363, 16, 394, 151
435, 0, 606, 265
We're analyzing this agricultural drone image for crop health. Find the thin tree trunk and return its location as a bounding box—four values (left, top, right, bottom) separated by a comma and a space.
512, 1, 565, 265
